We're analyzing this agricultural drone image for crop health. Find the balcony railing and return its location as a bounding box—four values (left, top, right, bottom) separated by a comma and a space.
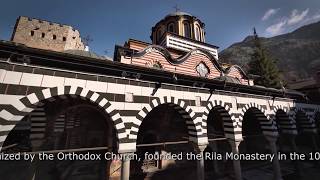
159, 32, 219, 59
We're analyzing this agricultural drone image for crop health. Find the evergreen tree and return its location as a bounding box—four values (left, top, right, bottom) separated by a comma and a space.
248, 28, 282, 88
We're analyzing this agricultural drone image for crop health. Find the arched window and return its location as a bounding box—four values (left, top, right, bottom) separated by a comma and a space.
196, 62, 209, 77
153, 62, 162, 69
167, 22, 175, 33
195, 25, 201, 41
183, 21, 191, 38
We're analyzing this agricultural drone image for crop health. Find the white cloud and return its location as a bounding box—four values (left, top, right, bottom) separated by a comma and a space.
287, 9, 309, 25
266, 20, 287, 35
265, 8, 314, 36
262, 8, 280, 21
299, 11, 320, 25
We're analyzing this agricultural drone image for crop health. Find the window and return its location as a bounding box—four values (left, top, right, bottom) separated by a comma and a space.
195, 96, 201, 107
63, 37, 66, 41
30, 31, 34, 36
53, 35, 56, 40
196, 62, 209, 77
167, 23, 175, 33
125, 92, 133, 102
153, 62, 162, 69
41, 33, 45, 38
195, 25, 201, 41
183, 21, 191, 38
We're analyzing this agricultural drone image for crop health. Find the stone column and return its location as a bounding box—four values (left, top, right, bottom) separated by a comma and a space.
194, 145, 207, 180
311, 134, 319, 152
267, 137, 283, 180
121, 153, 133, 180
208, 142, 220, 175
28, 154, 39, 180
287, 135, 303, 177
229, 140, 242, 180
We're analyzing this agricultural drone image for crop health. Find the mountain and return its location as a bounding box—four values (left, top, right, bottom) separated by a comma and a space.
219, 21, 320, 83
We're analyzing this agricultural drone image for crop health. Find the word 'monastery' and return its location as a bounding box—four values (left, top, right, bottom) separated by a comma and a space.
186, 152, 275, 162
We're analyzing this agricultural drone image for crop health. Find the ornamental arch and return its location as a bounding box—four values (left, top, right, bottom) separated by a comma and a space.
291, 108, 318, 152
238, 103, 278, 138
132, 97, 198, 176
0, 86, 126, 152
0, 86, 124, 180
203, 102, 234, 178
201, 100, 234, 139
130, 96, 202, 146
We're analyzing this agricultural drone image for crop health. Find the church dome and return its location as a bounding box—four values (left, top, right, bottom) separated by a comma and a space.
151, 11, 206, 45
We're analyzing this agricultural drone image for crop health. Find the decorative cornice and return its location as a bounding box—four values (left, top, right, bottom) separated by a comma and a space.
131, 45, 250, 80
132, 45, 224, 72
225, 65, 249, 79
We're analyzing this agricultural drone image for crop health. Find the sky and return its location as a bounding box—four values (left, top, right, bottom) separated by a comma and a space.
1, 0, 320, 57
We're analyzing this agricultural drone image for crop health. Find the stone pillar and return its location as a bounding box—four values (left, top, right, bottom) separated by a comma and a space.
287, 135, 303, 177
121, 153, 132, 180
194, 145, 207, 180
28, 154, 39, 180
229, 140, 242, 180
267, 137, 283, 180
209, 142, 220, 175
311, 134, 319, 151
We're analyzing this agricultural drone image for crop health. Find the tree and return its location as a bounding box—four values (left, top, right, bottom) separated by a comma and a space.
248, 28, 282, 88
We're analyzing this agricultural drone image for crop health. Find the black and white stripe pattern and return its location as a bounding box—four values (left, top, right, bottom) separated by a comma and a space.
1, 70, 320, 153
0, 85, 128, 152
238, 102, 278, 138
289, 108, 317, 133
312, 109, 320, 123
29, 107, 47, 148
202, 100, 234, 140
128, 96, 204, 144
53, 114, 65, 132
271, 105, 297, 135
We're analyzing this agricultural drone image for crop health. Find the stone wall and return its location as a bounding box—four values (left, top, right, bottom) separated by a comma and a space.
11, 16, 85, 52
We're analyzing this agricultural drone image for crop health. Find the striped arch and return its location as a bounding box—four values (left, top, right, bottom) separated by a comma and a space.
289, 108, 317, 133
239, 102, 278, 137
129, 96, 205, 145
271, 105, 297, 135
201, 100, 234, 139
314, 109, 320, 130
312, 108, 320, 122
0, 85, 127, 152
